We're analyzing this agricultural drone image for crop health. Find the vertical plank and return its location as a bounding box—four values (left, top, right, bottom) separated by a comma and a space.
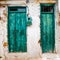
8, 13, 16, 52
8, 7, 27, 52
20, 13, 27, 52
15, 13, 21, 52
41, 14, 47, 52
41, 13, 55, 53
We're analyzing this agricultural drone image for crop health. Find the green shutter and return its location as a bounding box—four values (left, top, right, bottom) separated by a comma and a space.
20, 13, 27, 52
15, 13, 21, 52
8, 13, 16, 52
8, 7, 27, 52
40, 4, 55, 53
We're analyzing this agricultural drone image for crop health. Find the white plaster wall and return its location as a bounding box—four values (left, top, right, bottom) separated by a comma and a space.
55, 3, 60, 54
0, 3, 42, 59
0, 1, 60, 60
0, 7, 7, 60
27, 3, 42, 57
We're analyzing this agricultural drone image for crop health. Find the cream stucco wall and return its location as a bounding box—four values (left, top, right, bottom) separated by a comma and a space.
0, 1, 60, 60
0, 2, 41, 60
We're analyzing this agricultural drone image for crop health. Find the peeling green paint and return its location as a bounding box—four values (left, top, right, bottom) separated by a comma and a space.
8, 7, 27, 52
40, 4, 55, 53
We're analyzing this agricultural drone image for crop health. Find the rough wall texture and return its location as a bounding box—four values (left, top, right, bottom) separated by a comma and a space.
0, 2, 41, 60
0, 1, 60, 60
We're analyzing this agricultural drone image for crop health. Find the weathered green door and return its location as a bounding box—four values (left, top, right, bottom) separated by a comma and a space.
8, 7, 27, 52
40, 4, 55, 53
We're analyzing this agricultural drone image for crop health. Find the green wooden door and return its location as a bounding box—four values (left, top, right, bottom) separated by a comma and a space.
8, 7, 27, 52
40, 4, 55, 53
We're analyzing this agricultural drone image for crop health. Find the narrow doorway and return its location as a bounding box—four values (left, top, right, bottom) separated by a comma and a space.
40, 4, 55, 53
8, 6, 27, 52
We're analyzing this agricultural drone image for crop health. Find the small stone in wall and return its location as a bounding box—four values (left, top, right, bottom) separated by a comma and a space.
35, 0, 40, 3
58, 20, 60, 26
38, 39, 40, 43
58, 13, 60, 26
3, 42, 8, 48
0, 16, 2, 20
0, 56, 2, 59
3, 10, 7, 17
0, 4, 6, 8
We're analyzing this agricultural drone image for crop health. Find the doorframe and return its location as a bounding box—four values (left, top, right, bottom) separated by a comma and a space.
40, 3, 55, 53
7, 6, 27, 53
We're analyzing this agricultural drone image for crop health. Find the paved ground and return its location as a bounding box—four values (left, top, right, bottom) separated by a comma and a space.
0, 53, 60, 60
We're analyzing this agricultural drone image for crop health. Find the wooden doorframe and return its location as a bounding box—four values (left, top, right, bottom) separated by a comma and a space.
7, 6, 27, 52
40, 3, 55, 53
